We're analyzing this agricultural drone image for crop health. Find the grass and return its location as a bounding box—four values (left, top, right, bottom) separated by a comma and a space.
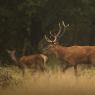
0, 64, 95, 95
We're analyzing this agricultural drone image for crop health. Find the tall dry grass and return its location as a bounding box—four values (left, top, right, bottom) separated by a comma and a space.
0, 65, 95, 95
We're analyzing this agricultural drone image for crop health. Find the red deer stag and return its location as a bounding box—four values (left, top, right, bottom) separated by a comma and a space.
7, 50, 48, 75
44, 21, 95, 75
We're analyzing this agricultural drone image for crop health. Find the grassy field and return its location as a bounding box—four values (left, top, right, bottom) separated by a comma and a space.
0, 65, 95, 95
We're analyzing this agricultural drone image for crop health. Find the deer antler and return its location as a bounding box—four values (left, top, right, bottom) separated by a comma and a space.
44, 35, 53, 43
45, 31, 57, 43
48, 23, 61, 42
45, 20, 69, 43
55, 23, 61, 38
62, 20, 69, 33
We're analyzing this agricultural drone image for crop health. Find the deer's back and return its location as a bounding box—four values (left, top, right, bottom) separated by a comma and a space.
57, 46, 95, 65
19, 54, 44, 65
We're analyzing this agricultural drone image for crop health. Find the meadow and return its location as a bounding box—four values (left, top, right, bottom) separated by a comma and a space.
0, 63, 95, 95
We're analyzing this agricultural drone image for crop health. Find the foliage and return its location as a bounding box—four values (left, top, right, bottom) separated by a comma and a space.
0, 0, 95, 55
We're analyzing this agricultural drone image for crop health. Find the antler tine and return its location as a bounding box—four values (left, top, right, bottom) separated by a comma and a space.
50, 31, 54, 37
44, 35, 52, 43
53, 22, 61, 41
49, 31, 57, 42
49, 22, 62, 42
57, 22, 61, 37
53, 36, 57, 42
62, 20, 69, 35
62, 20, 69, 28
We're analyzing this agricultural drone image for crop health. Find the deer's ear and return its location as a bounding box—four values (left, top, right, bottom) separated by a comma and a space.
6, 50, 11, 54
6, 49, 16, 54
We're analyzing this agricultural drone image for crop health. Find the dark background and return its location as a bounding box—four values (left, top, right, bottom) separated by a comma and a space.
0, 0, 95, 55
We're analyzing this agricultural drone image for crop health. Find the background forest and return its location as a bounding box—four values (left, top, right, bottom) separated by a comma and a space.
0, 0, 95, 61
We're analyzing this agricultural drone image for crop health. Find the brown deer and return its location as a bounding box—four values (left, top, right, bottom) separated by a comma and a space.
44, 21, 95, 75
7, 50, 48, 75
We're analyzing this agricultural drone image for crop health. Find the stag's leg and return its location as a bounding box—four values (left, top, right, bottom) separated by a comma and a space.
90, 57, 95, 66
60, 59, 71, 72
18, 63, 26, 76
62, 64, 71, 72
74, 65, 78, 76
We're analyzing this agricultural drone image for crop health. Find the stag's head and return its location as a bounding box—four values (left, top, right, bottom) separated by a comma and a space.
43, 20, 69, 55
44, 21, 69, 48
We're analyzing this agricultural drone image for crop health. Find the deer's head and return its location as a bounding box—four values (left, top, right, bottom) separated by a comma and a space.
44, 20, 69, 51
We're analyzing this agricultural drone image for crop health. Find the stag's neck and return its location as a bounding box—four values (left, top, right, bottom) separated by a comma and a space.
55, 45, 66, 51
54, 45, 67, 57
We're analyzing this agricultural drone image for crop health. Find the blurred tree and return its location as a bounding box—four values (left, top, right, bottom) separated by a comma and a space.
0, 0, 95, 57
0, 0, 48, 54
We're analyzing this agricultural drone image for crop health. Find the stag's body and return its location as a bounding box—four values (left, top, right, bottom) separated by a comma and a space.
44, 20, 95, 75
53, 45, 95, 64
49, 44, 95, 64
45, 44, 95, 75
